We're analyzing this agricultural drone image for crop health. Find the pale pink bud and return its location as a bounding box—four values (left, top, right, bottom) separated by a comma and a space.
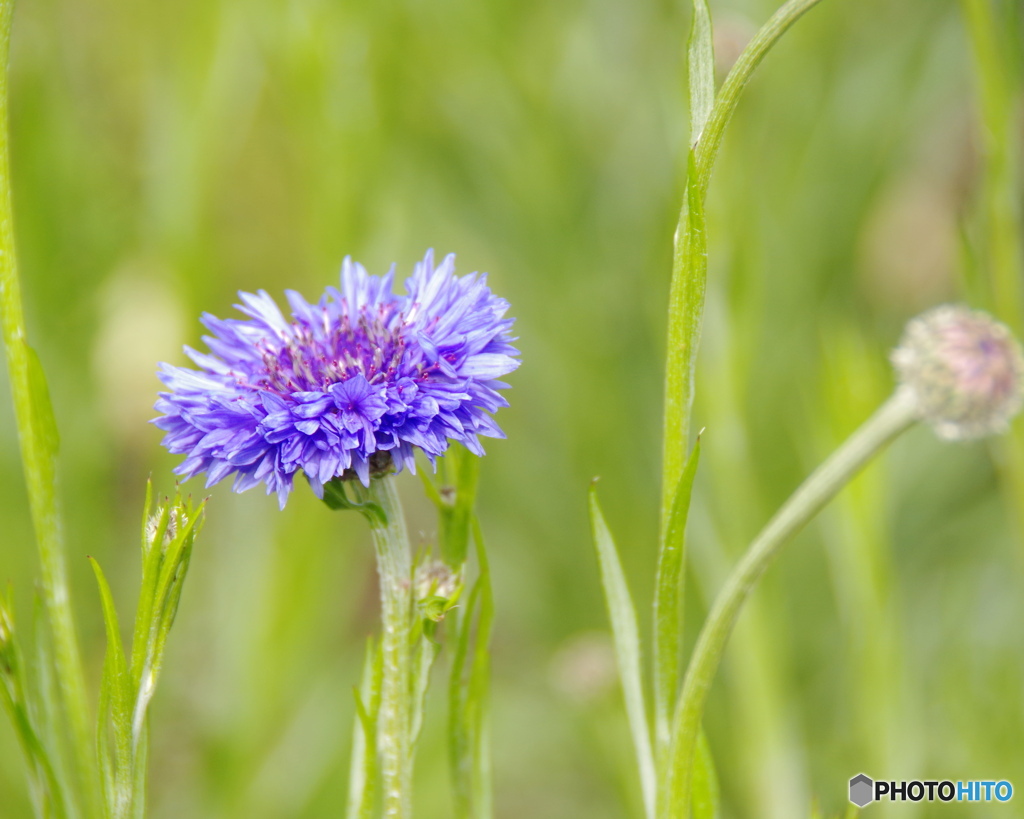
892, 305, 1024, 440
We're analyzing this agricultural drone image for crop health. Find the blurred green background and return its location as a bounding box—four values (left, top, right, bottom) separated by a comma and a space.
1, 0, 1022, 816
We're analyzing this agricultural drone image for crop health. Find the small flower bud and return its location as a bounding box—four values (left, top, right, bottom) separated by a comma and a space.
892, 305, 1024, 440
414, 561, 459, 601
414, 560, 462, 623
145, 509, 178, 552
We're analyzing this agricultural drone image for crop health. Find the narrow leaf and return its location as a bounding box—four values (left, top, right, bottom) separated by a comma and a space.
690, 728, 720, 819
89, 557, 133, 789
347, 638, 382, 819
693, 0, 826, 196
449, 577, 483, 818
688, 0, 716, 143
653, 438, 702, 758
409, 637, 440, 747
25, 343, 59, 470
589, 485, 656, 819
467, 518, 494, 818
0, 591, 67, 818
660, 150, 708, 537
131, 500, 171, 688
448, 522, 494, 819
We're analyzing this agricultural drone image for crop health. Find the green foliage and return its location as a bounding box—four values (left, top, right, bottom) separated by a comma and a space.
589, 485, 656, 819
0, 588, 66, 818
687, 0, 715, 144
90, 487, 205, 819
447, 523, 494, 819
0, 0, 97, 805
1, 0, 1021, 816
653, 422, 701, 762
347, 639, 383, 819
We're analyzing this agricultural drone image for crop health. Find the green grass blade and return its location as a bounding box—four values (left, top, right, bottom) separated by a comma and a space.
661, 151, 707, 536
409, 636, 440, 748
653, 438, 701, 761
0, 592, 68, 818
693, 0, 827, 197
688, 0, 716, 143
30, 596, 80, 818
589, 485, 656, 819
130, 501, 171, 689
88, 559, 131, 741
663, 0, 827, 535
690, 729, 719, 819
133, 498, 203, 750
0, 0, 99, 805
447, 521, 494, 819
347, 638, 382, 819
88, 557, 132, 818
467, 518, 494, 818
449, 577, 482, 818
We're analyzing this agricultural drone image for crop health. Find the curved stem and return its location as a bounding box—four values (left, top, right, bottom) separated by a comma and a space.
664, 389, 918, 818
359, 478, 413, 819
660, 0, 829, 535
692, 0, 827, 198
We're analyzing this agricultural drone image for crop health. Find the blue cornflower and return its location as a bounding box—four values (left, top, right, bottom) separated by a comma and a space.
154, 250, 519, 507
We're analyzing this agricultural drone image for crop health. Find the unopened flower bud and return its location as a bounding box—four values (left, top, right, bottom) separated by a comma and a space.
414, 561, 458, 600
892, 305, 1024, 440
414, 560, 462, 623
145, 511, 178, 551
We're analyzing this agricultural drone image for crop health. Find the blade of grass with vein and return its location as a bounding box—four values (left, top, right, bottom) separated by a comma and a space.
690, 730, 719, 819
467, 518, 494, 818
410, 637, 440, 748
89, 557, 133, 817
0, 2, 99, 812
688, 0, 715, 144
653, 439, 701, 761
448, 523, 494, 819
660, 0, 714, 535
661, 152, 708, 536
589, 485, 656, 819
449, 579, 481, 818
658, 2, 829, 814
347, 638, 382, 819
661, 0, 828, 535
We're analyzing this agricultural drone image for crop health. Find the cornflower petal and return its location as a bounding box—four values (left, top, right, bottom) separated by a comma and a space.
154, 250, 518, 505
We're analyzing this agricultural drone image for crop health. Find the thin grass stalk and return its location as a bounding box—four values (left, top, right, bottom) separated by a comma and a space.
660, 0, 828, 534
0, 3, 99, 814
664, 390, 917, 817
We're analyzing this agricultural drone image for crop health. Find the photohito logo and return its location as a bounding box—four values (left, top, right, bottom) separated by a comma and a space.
849, 774, 1013, 808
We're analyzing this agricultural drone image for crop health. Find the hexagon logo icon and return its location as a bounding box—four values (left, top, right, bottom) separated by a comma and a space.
849, 773, 874, 808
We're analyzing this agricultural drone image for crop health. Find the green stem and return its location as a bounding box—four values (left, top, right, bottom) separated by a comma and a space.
357, 478, 414, 819
0, 3, 99, 814
660, 0, 828, 536
664, 389, 918, 818
692, 0, 827, 198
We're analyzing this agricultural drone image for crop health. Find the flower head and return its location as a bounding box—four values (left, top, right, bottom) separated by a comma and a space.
891, 304, 1024, 440
154, 251, 519, 507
